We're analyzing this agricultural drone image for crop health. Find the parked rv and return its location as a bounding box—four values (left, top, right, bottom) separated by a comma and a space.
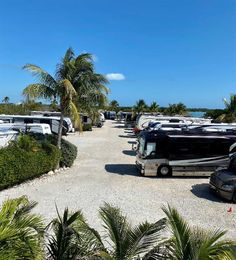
0, 129, 18, 148
133, 114, 212, 134
0, 115, 73, 135
135, 129, 236, 177
30, 111, 61, 116
0, 123, 52, 135
104, 111, 116, 120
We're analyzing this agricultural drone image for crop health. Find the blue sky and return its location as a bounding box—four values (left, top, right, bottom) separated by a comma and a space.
0, 0, 235, 108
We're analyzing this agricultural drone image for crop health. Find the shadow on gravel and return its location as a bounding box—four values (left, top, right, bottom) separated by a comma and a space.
113, 125, 126, 129
191, 183, 224, 202
122, 150, 136, 156
128, 141, 137, 144
105, 164, 139, 176
119, 134, 136, 138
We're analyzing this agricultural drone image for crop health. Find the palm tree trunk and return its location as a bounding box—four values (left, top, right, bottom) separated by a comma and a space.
57, 113, 64, 149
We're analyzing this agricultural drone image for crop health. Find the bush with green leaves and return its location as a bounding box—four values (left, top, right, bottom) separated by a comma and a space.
59, 138, 77, 167
0, 136, 60, 190
45, 134, 78, 167
83, 123, 92, 131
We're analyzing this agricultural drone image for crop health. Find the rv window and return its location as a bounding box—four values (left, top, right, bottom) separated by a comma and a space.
40, 119, 50, 124
138, 137, 145, 155
83, 116, 88, 123
24, 119, 33, 124
146, 142, 156, 156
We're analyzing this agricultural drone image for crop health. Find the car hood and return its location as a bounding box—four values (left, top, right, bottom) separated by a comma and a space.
214, 169, 236, 182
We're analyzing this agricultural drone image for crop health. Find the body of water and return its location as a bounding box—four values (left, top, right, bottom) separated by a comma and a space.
188, 111, 205, 118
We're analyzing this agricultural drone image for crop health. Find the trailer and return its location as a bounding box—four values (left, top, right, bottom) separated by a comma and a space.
0, 115, 73, 135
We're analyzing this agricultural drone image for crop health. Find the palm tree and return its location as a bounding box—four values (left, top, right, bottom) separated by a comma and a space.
109, 100, 119, 112
134, 99, 148, 114
2, 96, 9, 103
98, 203, 166, 259
145, 205, 236, 260
47, 206, 106, 259
164, 103, 187, 116
56, 48, 109, 122
149, 102, 159, 113
0, 196, 44, 259
47, 203, 166, 260
217, 95, 236, 123
23, 54, 80, 148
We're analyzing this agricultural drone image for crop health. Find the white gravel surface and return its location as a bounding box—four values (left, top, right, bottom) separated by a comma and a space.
0, 120, 235, 238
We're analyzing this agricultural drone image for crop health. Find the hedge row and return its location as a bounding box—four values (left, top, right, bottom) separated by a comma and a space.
46, 135, 78, 168
0, 141, 60, 190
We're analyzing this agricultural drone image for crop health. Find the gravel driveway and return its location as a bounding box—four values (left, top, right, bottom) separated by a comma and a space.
0, 120, 235, 238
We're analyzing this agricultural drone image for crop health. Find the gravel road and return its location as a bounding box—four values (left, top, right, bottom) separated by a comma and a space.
0, 120, 235, 238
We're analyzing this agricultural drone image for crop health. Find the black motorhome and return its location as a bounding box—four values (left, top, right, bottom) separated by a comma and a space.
135, 130, 236, 177
104, 111, 116, 120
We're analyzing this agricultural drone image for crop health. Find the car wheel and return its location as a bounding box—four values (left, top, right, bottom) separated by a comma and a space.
158, 165, 172, 177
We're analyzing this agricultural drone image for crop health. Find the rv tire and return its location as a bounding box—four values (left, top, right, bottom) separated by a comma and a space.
158, 165, 172, 177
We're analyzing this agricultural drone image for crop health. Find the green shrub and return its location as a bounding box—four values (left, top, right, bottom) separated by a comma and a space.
12, 134, 40, 152
0, 141, 60, 190
82, 123, 92, 131
45, 135, 77, 167
59, 138, 77, 167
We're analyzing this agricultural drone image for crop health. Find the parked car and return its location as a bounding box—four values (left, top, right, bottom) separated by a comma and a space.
209, 155, 236, 202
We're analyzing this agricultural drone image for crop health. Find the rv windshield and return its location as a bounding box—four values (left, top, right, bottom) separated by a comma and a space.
138, 137, 156, 157
138, 137, 145, 155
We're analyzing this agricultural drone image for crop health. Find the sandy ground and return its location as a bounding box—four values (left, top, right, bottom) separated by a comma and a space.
0, 120, 235, 239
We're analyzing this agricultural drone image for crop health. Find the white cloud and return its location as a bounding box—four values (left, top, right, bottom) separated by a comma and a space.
106, 73, 125, 81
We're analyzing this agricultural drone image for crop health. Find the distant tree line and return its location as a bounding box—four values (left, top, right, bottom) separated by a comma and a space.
106, 94, 236, 123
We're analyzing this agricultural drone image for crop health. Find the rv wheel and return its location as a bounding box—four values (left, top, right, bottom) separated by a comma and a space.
158, 165, 172, 177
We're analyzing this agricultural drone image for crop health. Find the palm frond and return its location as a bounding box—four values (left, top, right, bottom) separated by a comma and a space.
60, 79, 77, 99
0, 196, 44, 259
47, 207, 84, 259
194, 228, 236, 260
162, 204, 193, 260
127, 218, 166, 257
56, 47, 76, 81
23, 83, 56, 101
99, 202, 130, 259
23, 64, 57, 89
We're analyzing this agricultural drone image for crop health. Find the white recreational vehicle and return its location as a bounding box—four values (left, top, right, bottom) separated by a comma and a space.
0, 129, 18, 148
0, 123, 52, 135
133, 114, 212, 134
0, 115, 73, 135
